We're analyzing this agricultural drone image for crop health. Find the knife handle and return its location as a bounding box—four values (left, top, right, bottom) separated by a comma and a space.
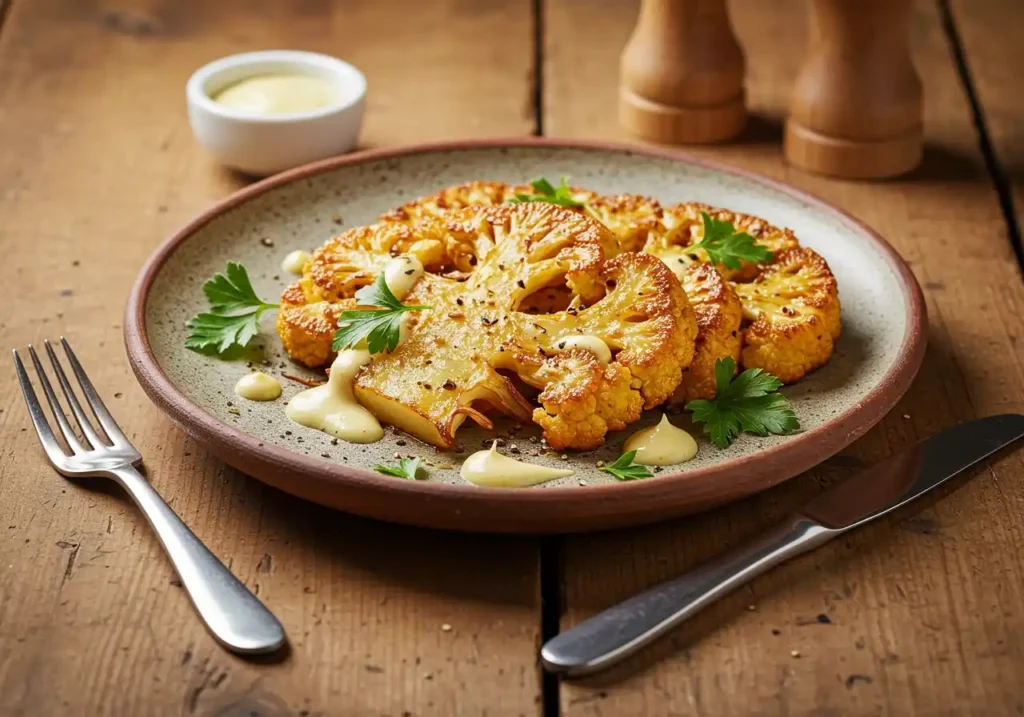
541, 514, 837, 677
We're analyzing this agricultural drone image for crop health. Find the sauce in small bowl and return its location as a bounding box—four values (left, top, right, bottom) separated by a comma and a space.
187, 50, 366, 176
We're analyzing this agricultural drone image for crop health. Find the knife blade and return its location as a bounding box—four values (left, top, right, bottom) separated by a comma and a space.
541, 414, 1024, 677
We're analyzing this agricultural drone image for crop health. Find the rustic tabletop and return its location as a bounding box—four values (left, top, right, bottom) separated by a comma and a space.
1, 0, 1022, 715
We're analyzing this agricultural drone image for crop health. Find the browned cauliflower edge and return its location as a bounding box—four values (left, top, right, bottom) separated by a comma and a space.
673, 262, 743, 401
734, 247, 841, 383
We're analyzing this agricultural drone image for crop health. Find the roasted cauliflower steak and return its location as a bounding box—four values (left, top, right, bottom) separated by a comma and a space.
278, 202, 698, 450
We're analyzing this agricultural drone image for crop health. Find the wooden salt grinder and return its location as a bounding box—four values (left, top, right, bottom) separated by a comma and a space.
785, 0, 923, 178
619, 0, 746, 144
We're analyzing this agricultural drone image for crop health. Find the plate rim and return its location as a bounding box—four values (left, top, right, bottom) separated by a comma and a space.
123, 137, 927, 533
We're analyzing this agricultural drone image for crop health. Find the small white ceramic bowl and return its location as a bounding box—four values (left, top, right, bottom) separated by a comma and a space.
187, 50, 366, 176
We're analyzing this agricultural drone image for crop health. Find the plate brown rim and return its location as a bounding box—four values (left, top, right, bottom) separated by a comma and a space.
123, 137, 927, 533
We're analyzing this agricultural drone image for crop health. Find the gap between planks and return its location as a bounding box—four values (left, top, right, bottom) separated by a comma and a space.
540, 536, 562, 717
532, 2, 561, 714
937, 0, 1024, 272
0, 1, 14, 39
531, 0, 545, 137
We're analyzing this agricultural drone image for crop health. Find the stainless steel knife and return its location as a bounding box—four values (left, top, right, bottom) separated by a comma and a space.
541, 413, 1024, 677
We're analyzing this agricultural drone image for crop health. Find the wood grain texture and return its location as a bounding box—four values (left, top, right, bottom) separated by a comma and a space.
546, 0, 1024, 713
0, 1, 540, 715
948, 0, 1024, 242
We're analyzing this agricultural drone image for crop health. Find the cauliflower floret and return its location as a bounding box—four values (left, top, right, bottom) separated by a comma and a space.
654, 202, 799, 281
522, 252, 698, 410
673, 262, 743, 401
734, 247, 841, 383
276, 221, 455, 366
383, 181, 664, 256
531, 351, 642, 451
380, 181, 517, 224
276, 283, 352, 367
303, 221, 453, 303
583, 193, 663, 253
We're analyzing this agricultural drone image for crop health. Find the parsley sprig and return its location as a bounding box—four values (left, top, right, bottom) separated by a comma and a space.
185, 262, 279, 354
599, 450, 654, 481
508, 176, 587, 208
691, 212, 773, 270
686, 357, 799, 449
374, 457, 424, 480
332, 273, 431, 354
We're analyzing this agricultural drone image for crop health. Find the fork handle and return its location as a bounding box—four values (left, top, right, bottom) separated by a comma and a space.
111, 466, 286, 654
540, 514, 836, 676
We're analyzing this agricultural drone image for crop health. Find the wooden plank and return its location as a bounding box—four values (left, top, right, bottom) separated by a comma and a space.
948, 0, 1024, 243
0, 1, 540, 715
545, 0, 1024, 713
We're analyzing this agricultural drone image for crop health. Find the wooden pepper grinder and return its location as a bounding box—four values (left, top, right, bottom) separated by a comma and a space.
785, 0, 923, 178
619, 0, 746, 144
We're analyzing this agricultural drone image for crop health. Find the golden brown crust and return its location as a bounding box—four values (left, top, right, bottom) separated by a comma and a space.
734, 247, 841, 383
583, 193, 664, 253
379, 181, 517, 224
652, 202, 799, 281
276, 284, 354, 367
673, 263, 743, 402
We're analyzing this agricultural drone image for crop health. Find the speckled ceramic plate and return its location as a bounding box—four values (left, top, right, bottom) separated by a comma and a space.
124, 139, 926, 533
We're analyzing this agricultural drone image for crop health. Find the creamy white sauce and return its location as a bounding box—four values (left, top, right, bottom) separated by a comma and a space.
285, 349, 383, 442
281, 249, 311, 275
555, 335, 611, 364
234, 371, 282, 401
214, 74, 340, 115
461, 441, 575, 488
383, 255, 423, 297
624, 414, 698, 466
284, 255, 425, 443
657, 246, 694, 283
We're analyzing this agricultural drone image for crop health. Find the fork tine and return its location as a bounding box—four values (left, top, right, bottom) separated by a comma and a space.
44, 340, 107, 448
27, 346, 86, 454
59, 337, 132, 447
13, 349, 71, 464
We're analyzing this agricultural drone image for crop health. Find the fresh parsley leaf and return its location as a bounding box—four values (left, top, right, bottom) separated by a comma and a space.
374, 457, 424, 480
185, 312, 263, 353
185, 262, 279, 355
203, 261, 269, 313
507, 176, 586, 208
691, 212, 773, 270
686, 356, 800, 449
332, 273, 430, 354
598, 450, 654, 481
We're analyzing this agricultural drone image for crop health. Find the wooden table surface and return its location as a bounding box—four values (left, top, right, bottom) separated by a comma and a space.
1, 1, 1021, 715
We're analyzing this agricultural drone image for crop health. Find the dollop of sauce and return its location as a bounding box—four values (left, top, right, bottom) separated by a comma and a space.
657, 246, 695, 283
555, 335, 611, 364
460, 441, 575, 488
624, 414, 698, 466
234, 372, 282, 401
284, 255, 425, 443
213, 74, 340, 115
284, 348, 383, 442
383, 255, 423, 297
281, 249, 311, 275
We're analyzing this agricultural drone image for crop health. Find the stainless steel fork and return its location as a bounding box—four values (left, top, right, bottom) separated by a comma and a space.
14, 338, 286, 654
